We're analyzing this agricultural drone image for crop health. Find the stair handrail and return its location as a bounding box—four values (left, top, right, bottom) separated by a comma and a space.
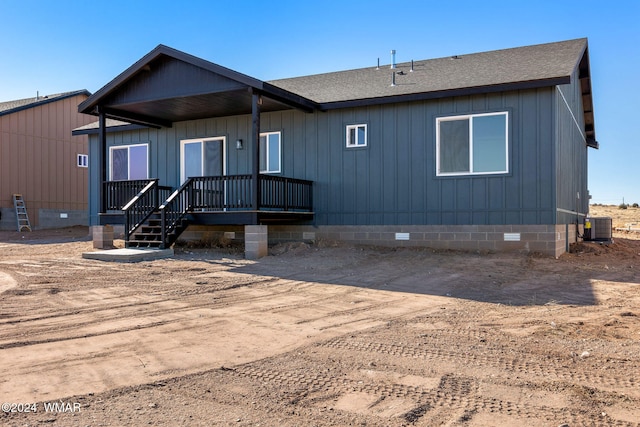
158, 178, 194, 248
122, 179, 160, 244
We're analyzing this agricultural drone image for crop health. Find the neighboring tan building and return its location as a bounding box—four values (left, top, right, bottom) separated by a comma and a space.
0, 90, 94, 230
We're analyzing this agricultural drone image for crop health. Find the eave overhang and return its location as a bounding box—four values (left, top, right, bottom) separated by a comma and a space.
316, 76, 572, 111
576, 45, 598, 149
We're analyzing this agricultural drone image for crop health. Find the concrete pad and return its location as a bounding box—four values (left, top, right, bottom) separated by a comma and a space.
82, 247, 174, 262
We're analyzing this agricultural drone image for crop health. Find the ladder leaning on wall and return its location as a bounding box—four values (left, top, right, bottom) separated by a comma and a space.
13, 194, 32, 232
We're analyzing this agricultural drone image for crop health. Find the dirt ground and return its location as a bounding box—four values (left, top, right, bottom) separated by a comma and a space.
1, 207, 639, 427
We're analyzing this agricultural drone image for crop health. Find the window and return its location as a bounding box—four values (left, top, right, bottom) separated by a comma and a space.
109, 144, 148, 180
346, 124, 367, 148
77, 154, 88, 168
259, 131, 281, 173
436, 112, 508, 176
180, 137, 225, 183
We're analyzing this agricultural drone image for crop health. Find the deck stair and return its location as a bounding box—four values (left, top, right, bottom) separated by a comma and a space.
126, 211, 190, 249
13, 194, 32, 232
127, 213, 163, 248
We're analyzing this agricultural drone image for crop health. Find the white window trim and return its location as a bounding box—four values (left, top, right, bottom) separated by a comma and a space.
77, 154, 88, 168
109, 143, 149, 180
179, 136, 227, 183
260, 131, 281, 173
436, 111, 509, 176
346, 124, 368, 148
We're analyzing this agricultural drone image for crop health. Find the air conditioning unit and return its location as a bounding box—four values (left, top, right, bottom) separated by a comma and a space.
586, 217, 612, 242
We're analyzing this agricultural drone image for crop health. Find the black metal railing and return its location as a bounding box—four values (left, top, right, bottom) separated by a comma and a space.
104, 180, 151, 211
121, 179, 174, 241
157, 175, 313, 247
189, 174, 253, 210
260, 175, 313, 211
158, 179, 192, 247
104, 180, 172, 211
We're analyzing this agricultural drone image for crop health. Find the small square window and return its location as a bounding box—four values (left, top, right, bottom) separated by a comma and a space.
77, 154, 88, 168
346, 124, 367, 148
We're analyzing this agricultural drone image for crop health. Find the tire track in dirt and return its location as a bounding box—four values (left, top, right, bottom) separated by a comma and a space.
317, 337, 640, 397
229, 364, 600, 425
230, 345, 640, 426
0, 277, 284, 349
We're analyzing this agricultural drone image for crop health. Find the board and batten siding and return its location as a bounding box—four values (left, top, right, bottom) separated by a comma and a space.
88, 88, 561, 227
290, 88, 557, 226
1, 93, 94, 228
555, 67, 589, 225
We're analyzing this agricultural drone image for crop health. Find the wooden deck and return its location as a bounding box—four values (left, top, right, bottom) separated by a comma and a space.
99, 175, 313, 248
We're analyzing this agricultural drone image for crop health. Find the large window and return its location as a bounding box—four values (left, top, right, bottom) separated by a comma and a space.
260, 131, 281, 173
436, 112, 508, 176
180, 137, 225, 183
110, 144, 148, 180
346, 124, 367, 148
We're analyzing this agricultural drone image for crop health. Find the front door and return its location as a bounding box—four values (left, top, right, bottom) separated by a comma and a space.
181, 137, 226, 210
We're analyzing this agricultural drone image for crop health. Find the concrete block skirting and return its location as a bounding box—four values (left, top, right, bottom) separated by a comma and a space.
269, 224, 579, 258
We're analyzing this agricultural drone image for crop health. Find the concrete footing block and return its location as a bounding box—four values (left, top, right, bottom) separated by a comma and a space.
92, 225, 114, 249
245, 225, 268, 259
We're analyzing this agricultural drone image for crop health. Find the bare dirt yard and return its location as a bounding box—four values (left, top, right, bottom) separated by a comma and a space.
1, 206, 639, 426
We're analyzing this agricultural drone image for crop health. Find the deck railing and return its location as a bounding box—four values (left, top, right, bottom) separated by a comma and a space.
189, 174, 254, 210
158, 179, 192, 246
104, 180, 150, 211
158, 174, 313, 247
107, 175, 313, 248
260, 175, 313, 211
104, 179, 172, 210
120, 179, 172, 242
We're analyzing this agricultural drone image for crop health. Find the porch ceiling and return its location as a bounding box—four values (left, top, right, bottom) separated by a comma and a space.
79, 44, 317, 127
102, 90, 300, 125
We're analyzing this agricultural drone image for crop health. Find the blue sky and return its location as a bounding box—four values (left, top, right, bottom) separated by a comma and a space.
1, 0, 638, 205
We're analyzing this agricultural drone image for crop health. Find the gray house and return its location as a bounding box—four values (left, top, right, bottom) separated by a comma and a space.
74, 38, 597, 258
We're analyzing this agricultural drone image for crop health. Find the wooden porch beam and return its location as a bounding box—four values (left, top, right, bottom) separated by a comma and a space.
98, 106, 107, 214
251, 89, 261, 216
101, 106, 171, 128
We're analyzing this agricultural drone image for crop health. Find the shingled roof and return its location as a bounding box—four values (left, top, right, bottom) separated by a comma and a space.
269, 38, 589, 108
75, 38, 595, 143
0, 90, 90, 117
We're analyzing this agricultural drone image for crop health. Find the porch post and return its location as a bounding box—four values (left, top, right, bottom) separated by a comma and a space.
251, 90, 261, 214
98, 106, 107, 214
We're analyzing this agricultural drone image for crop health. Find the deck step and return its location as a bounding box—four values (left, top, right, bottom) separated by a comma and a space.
124, 208, 190, 250
127, 241, 163, 248
126, 211, 164, 249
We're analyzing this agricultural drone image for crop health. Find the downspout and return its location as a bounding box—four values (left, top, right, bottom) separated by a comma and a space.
98, 106, 107, 214
251, 90, 261, 217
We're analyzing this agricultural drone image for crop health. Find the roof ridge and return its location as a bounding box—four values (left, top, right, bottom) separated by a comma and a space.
269, 38, 588, 83
0, 89, 90, 115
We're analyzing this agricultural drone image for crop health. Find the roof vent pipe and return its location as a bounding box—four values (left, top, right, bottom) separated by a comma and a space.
390, 50, 396, 69
376, 58, 380, 70
391, 72, 396, 86
410, 60, 414, 72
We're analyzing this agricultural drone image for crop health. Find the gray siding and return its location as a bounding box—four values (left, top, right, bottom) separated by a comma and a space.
555, 67, 589, 224
88, 88, 561, 227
